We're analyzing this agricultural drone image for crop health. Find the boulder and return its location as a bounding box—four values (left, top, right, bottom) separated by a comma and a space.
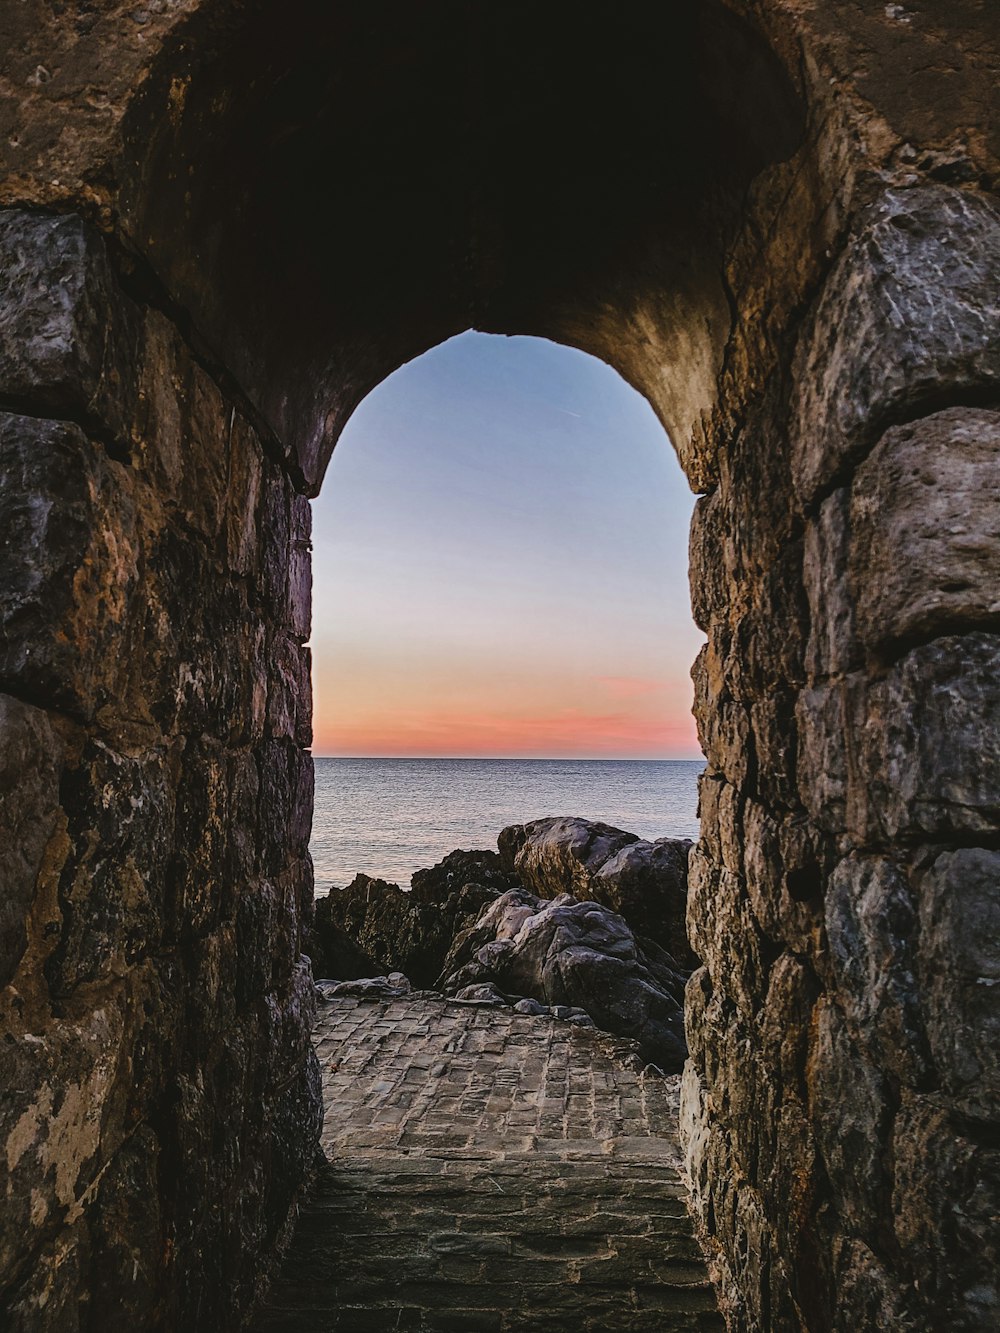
317, 972, 412, 1001
314, 850, 516, 988
437, 888, 689, 1071
498, 816, 694, 962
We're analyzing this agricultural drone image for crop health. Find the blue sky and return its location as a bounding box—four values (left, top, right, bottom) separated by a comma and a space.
310, 332, 704, 758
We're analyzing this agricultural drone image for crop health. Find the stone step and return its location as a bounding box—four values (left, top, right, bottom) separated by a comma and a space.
251, 996, 724, 1332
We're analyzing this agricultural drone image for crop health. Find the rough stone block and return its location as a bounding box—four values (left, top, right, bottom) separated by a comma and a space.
267, 633, 313, 748
257, 739, 315, 876
692, 641, 752, 789
687, 847, 767, 1017
0, 1228, 85, 1333
0, 412, 140, 718
0, 210, 140, 447
226, 413, 264, 577
832, 1238, 914, 1333
46, 740, 176, 997
803, 486, 860, 680
0, 1004, 125, 1283
688, 491, 729, 632
808, 1000, 891, 1239
742, 801, 821, 954
288, 493, 313, 641
825, 854, 928, 1082
795, 682, 849, 832
260, 467, 291, 622
917, 847, 1000, 1116
87, 1126, 163, 1328
850, 408, 1000, 653
893, 1092, 1000, 1329
136, 307, 230, 541
792, 186, 1000, 503
0, 692, 62, 985
859, 633, 1000, 839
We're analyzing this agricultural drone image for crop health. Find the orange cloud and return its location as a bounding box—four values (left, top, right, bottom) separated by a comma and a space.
312, 704, 700, 759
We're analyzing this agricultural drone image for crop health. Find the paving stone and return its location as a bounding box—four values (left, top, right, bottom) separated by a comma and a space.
252, 996, 722, 1330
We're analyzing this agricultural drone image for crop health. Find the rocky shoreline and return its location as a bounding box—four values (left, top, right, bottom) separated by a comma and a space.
308, 816, 694, 1072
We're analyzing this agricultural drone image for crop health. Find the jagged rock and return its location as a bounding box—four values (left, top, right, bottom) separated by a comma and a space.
498, 816, 694, 961
438, 889, 688, 1071
315, 850, 517, 988
308, 903, 381, 981
410, 847, 518, 903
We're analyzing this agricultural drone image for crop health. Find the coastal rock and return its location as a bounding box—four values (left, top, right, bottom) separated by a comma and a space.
307, 905, 381, 982
317, 973, 412, 1001
438, 888, 688, 1070
498, 816, 693, 960
452, 983, 509, 1006
315, 850, 517, 988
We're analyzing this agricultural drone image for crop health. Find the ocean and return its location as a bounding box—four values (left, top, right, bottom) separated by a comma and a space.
310, 757, 703, 891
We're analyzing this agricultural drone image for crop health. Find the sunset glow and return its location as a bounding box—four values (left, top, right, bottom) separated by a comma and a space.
310, 334, 704, 759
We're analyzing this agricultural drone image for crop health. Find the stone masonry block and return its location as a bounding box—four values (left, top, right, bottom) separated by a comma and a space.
795, 681, 849, 833
893, 1092, 1000, 1329
917, 847, 1000, 1117
803, 486, 861, 681
0, 412, 140, 718
825, 854, 928, 1084
0, 210, 140, 448
859, 633, 1000, 840
850, 407, 1000, 654
47, 740, 177, 997
288, 493, 312, 641
808, 1000, 892, 1240
0, 692, 62, 986
792, 186, 1000, 503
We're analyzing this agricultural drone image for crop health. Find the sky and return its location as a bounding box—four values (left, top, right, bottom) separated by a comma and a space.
310, 332, 705, 759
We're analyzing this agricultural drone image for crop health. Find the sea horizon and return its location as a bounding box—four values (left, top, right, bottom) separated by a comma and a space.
310, 755, 703, 891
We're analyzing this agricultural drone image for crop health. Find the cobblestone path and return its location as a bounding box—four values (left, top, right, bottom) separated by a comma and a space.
253, 996, 723, 1332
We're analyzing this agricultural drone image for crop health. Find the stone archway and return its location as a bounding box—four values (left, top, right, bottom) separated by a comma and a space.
0, 3, 998, 1329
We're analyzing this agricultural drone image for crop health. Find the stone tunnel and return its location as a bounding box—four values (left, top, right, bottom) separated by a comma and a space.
0, 1, 998, 1328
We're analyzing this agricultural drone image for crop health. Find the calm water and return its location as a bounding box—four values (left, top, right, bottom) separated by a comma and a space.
310, 757, 702, 891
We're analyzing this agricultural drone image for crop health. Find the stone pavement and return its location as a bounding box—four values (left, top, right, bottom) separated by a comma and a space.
252, 996, 723, 1331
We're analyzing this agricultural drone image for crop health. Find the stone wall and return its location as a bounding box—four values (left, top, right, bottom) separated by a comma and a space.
681, 183, 1000, 1330
0, 211, 321, 1328
0, 3, 998, 1330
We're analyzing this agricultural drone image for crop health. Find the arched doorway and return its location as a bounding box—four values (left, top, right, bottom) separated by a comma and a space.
1, 3, 997, 1329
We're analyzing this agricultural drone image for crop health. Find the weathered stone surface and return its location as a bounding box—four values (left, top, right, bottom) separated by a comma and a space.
850, 408, 1000, 653
893, 1091, 1000, 1330
499, 816, 693, 958
803, 486, 860, 681
825, 854, 928, 1083
857, 632, 1000, 840
916, 847, 1000, 1117
0, 693, 62, 986
792, 186, 1000, 503
0, 211, 140, 446
439, 889, 688, 1071
0, 412, 140, 718
808, 1000, 892, 1239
